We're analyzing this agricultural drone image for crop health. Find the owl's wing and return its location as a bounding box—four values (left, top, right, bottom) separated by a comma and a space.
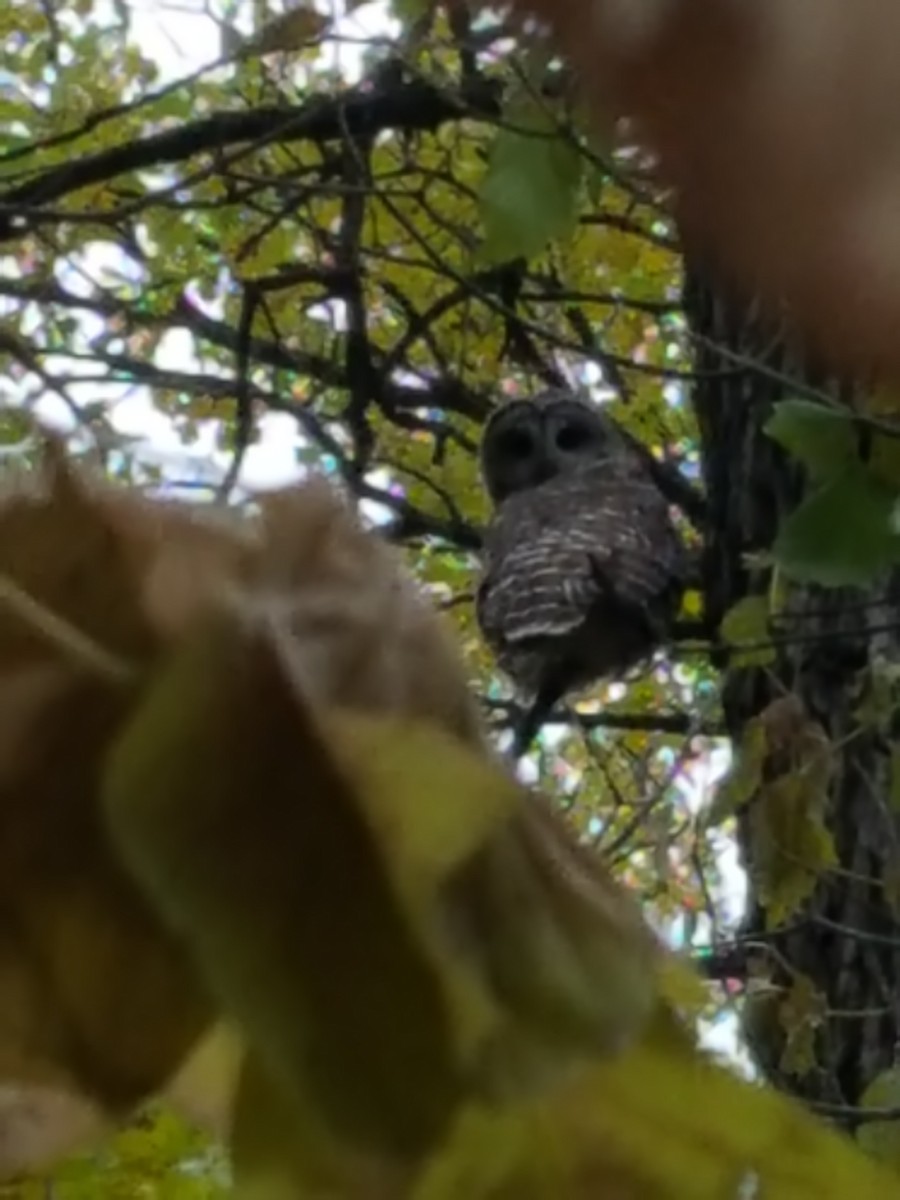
578, 475, 687, 610
477, 470, 684, 652
478, 524, 607, 646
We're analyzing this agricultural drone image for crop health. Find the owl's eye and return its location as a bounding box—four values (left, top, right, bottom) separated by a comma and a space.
498, 428, 535, 458
555, 423, 592, 452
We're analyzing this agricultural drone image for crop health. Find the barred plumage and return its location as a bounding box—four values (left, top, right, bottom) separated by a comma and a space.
476, 392, 686, 732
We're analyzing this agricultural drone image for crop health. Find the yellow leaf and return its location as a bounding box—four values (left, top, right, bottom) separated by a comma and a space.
656, 956, 709, 1022
415, 1040, 896, 1199
720, 595, 775, 667
777, 974, 826, 1079
104, 601, 665, 1151
165, 1020, 244, 1137
858, 1066, 900, 1170
237, 5, 330, 58
706, 716, 767, 827
752, 774, 837, 925
680, 587, 703, 620
103, 614, 470, 1160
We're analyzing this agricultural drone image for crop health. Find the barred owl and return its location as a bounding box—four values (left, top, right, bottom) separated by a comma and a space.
476, 391, 687, 751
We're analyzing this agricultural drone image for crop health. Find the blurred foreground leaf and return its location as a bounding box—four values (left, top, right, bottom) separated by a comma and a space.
0, 442, 893, 1200
0, 442, 214, 1119
413, 1040, 896, 1200
506, 0, 900, 377
103, 591, 664, 1193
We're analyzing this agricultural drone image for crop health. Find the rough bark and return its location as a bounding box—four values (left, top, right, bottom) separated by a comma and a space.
685, 260, 900, 1123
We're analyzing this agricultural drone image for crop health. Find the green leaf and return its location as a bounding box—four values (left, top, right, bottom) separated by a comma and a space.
867, 426, 900, 489
764, 399, 857, 481
773, 464, 900, 587
752, 774, 837, 926
45, 1104, 227, 1199
706, 716, 767, 827
719, 595, 775, 667
479, 102, 584, 264
857, 1067, 900, 1167
778, 974, 826, 1080
389, 0, 429, 22
417, 1036, 899, 1199
0, 408, 34, 447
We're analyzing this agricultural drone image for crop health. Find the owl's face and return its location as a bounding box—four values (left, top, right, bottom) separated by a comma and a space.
480, 394, 620, 505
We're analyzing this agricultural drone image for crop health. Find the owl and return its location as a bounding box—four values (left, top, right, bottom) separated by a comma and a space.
476, 391, 687, 750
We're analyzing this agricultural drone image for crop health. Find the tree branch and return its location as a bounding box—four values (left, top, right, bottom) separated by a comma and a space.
0, 77, 501, 243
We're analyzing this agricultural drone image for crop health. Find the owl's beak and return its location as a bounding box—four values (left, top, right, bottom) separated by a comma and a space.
533, 451, 557, 485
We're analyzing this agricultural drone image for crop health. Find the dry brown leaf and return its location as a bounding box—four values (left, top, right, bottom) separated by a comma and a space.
0, 441, 154, 671
0, 1084, 106, 1180
0, 668, 211, 1108
505, 0, 900, 376
0, 444, 486, 1133
0, 442, 227, 1114
104, 611, 472, 1161
0, 444, 480, 737
205, 481, 666, 1075
446, 796, 663, 1083
244, 482, 488, 746
102, 476, 676, 1194
0, 436, 252, 668
0, 443, 682, 1190
103, 615, 669, 1196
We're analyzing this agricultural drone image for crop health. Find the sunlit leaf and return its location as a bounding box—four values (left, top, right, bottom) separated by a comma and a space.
165, 1022, 244, 1138
719, 595, 775, 667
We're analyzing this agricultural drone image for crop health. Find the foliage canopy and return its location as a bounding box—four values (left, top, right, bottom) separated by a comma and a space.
5, 0, 900, 1195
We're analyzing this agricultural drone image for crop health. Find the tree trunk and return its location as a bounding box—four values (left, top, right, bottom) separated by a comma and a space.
685, 261, 900, 1122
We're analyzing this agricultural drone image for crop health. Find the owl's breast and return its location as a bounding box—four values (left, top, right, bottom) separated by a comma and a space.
490, 595, 662, 699
476, 474, 684, 698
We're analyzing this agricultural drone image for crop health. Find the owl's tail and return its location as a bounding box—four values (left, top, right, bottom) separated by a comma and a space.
510, 676, 564, 760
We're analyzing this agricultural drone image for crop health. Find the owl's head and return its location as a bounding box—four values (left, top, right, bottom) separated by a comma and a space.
480, 390, 624, 504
